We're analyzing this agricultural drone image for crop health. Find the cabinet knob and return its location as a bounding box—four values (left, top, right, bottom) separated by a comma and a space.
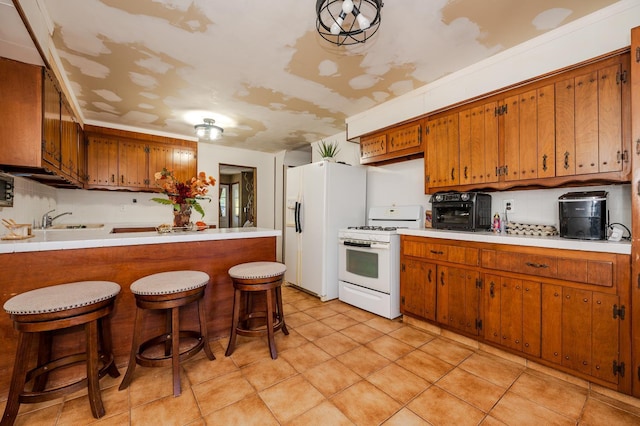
554, 352, 559, 356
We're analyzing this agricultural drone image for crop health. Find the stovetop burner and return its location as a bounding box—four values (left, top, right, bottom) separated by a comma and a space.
348, 226, 401, 231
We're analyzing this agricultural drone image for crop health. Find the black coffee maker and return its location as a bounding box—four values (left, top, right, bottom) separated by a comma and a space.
558, 191, 607, 240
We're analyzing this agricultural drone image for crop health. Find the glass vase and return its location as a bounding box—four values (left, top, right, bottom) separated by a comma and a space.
173, 203, 192, 229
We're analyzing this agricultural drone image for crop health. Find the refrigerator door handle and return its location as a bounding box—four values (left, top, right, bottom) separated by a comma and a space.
295, 201, 302, 233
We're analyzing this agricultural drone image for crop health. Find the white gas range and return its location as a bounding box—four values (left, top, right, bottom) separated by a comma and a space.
338, 206, 423, 319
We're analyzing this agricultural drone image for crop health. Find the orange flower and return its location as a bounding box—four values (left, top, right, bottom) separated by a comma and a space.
151, 168, 216, 218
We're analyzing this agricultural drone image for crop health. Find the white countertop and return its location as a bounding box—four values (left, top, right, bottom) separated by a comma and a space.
398, 228, 631, 255
0, 225, 281, 254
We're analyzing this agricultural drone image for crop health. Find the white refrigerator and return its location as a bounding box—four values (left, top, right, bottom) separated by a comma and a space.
285, 161, 366, 301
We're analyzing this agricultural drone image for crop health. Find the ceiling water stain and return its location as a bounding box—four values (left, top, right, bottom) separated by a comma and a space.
100, 0, 212, 33
441, 0, 620, 49
53, 29, 191, 129
288, 31, 423, 105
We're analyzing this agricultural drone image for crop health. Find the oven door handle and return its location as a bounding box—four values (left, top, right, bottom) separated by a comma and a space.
343, 241, 372, 248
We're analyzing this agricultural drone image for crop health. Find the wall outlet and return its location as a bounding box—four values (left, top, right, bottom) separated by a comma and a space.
503, 199, 515, 214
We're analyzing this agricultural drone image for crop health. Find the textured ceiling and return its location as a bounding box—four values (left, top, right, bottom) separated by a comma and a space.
9, 0, 621, 152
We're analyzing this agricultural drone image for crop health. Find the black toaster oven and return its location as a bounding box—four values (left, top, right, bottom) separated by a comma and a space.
430, 192, 492, 231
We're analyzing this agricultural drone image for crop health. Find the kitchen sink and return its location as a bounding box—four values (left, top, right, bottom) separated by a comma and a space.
47, 223, 105, 230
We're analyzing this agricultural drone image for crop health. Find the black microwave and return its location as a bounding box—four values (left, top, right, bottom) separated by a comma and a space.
0, 172, 14, 207
430, 192, 492, 231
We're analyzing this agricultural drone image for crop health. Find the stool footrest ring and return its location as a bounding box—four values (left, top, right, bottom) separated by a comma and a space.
135, 331, 206, 368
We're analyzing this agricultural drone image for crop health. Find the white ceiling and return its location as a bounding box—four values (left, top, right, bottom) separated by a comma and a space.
2, 0, 621, 153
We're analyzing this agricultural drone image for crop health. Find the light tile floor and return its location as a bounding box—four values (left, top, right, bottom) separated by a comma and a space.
4, 285, 640, 425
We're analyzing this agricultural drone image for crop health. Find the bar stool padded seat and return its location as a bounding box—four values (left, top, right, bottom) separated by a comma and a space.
2, 281, 121, 425
226, 262, 288, 360
118, 270, 214, 397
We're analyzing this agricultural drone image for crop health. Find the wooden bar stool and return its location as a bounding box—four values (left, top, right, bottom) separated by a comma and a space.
118, 270, 214, 397
225, 262, 288, 359
2, 281, 121, 425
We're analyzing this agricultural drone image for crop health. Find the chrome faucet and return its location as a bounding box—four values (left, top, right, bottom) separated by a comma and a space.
41, 210, 73, 228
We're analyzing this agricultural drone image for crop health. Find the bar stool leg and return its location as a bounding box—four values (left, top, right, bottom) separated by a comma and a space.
171, 306, 181, 397
198, 298, 215, 361
225, 288, 241, 357
1, 332, 35, 426
32, 332, 52, 392
275, 286, 289, 335
119, 307, 145, 391
86, 320, 105, 418
266, 289, 276, 359
99, 317, 120, 378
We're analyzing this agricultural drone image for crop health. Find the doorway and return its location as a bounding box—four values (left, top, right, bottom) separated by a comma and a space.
218, 164, 256, 228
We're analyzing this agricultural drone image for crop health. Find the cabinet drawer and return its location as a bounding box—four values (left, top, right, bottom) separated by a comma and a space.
403, 240, 478, 266
482, 249, 614, 287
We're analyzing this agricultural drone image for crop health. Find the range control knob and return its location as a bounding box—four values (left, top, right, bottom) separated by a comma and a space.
434, 194, 444, 202
460, 193, 470, 201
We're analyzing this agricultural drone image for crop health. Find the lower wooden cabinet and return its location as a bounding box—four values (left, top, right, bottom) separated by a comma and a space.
436, 265, 480, 336
484, 275, 541, 356
400, 259, 436, 321
401, 235, 631, 394
542, 284, 621, 384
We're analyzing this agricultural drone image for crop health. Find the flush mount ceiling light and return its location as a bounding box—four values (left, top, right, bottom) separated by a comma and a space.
316, 0, 383, 46
194, 118, 223, 141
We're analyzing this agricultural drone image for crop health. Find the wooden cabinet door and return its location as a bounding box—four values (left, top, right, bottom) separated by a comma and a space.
484, 275, 541, 355
119, 141, 147, 189
459, 102, 499, 186
59, 100, 78, 181
522, 281, 542, 357
425, 113, 459, 189
591, 292, 620, 383
542, 284, 563, 365
173, 146, 197, 182
360, 133, 387, 161
562, 287, 595, 376
500, 277, 525, 351
400, 259, 436, 321
484, 274, 502, 345
148, 143, 174, 188
42, 71, 61, 168
437, 266, 479, 335
388, 123, 421, 155
502, 85, 555, 181
86, 137, 118, 187
597, 63, 624, 173
77, 124, 86, 184
556, 60, 624, 176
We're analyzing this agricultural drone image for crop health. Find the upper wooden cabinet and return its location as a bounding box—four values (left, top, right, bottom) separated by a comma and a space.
425, 113, 459, 189
422, 51, 631, 193
555, 57, 628, 176
0, 58, 82, 187
360, 121, 422, 164
85, 126, 198, 192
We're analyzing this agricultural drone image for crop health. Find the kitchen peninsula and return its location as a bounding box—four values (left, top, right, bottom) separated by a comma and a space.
0, 226, 280, 400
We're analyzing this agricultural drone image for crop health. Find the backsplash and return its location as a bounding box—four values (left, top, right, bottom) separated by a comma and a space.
0, 177, 56, 227
367, 158, 631, 232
